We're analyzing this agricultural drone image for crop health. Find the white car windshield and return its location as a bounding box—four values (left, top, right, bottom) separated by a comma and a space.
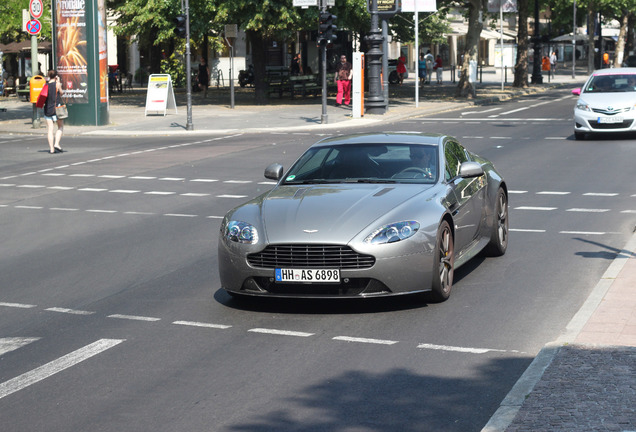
584, 74, 636, 93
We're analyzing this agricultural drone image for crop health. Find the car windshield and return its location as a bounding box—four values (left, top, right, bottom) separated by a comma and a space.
584, 74, 636, 93
282, 143, 439, 185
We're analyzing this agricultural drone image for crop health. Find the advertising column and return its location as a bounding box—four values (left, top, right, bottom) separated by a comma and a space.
53, 0, 108, 125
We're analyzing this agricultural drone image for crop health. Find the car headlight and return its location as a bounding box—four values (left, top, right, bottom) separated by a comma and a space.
364, 221, 419, 245
576, 100, 591, 112
223, 220, 259, 244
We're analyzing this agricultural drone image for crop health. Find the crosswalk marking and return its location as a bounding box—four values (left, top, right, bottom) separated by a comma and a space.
0, 337, 41, 356
0, 339, 124, 400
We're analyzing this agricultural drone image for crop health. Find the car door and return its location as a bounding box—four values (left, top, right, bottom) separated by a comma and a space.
443, 140, 485, 252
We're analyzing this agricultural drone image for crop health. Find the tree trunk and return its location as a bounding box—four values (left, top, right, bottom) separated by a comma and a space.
247, 31, 268, 104
513, 0, 529, 88
587, 2, 595, 73
614, 12, 629, 68
456, 0, 483, 98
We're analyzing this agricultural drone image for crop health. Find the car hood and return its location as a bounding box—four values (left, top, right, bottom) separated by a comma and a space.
260, 184, 431, 244
579, 92, 636, 108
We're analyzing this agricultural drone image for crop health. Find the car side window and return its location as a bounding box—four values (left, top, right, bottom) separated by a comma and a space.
444, 141, 468, 181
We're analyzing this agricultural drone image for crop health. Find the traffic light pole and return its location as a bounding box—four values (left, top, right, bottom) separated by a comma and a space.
320, 0, 328, 124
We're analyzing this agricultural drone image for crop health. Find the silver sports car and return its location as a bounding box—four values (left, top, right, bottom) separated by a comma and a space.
218, 133, 508, 302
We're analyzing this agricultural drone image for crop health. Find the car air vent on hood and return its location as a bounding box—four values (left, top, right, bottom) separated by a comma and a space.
373, 187, 394, 197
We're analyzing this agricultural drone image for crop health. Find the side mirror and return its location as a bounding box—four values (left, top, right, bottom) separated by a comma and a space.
459, 161, 484, 178
571, 88, 581, 96
264, 163, 283, 181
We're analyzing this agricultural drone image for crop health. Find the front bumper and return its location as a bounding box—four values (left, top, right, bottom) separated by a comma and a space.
574, 109, 636, 134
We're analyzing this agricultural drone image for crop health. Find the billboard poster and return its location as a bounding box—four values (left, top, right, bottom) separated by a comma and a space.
98, 0, 108, 103
55, 0, 88, 103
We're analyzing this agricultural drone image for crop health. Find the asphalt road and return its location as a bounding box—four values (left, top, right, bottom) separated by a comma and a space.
1, 88, 634, 432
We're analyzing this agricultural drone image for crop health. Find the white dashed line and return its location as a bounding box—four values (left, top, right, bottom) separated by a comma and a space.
537, 191, 570, 195
180, 193, 210, 197
223, 180, 252, 184
69, 174, 94, 177
99, 175, 125, 179
514, 206, 557, 211
510, 228, 546, 233
0, 302, 37, 309
129, 176, 156, 180
78, 188, 107, 192
333, 336, 398, 345
50, 208, 79, 212
248, 328, 314, 337
417, 343, 513, 354
108, 314, 161, 322
159, 177, 184, 181
559, 231, 605, 235
583, 192, 619, 197
144, 191, 176, 195
163, 213, 197, 218
48, 186, 74, 190
109, 190, 140, 194
508, 190, 528, 194
45, 307, 94, 315
190, 179, 218, 182
566, 208, 610, 213
123, 211, 155, 215
17, 185, 46, 188
217, 194, 248, 199
86, 209, 117, 213
172, 321, 232, 329
14, 206, 43, 209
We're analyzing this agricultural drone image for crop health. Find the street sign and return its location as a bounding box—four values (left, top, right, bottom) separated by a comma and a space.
26, 19, 42, 35
29, 0, 43, 19
293, 0, 318, 6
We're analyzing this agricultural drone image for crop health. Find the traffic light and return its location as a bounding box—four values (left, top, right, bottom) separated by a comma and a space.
174, 14, 186, 38
318, 11, 337, 45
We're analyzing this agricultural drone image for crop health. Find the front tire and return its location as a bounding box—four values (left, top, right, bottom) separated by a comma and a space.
483, 188, 508, 257
574, 131, 585, 140
429, 220, 454, 302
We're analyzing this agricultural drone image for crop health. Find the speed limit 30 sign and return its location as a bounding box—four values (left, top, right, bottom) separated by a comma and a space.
29, 0, 43, 19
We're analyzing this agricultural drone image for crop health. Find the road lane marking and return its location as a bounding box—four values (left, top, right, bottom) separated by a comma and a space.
508, 190, 528, 194
559, 231, 605, 235
159, 177, 185, 181
190, 179, 218, 182
180, 193, 210, 197
333, 336, 398, 345
86, 209, 118, 214
417, 343, 516, 354
163, 213, 198, 218
566, 208, 610, 213
223, 180, 252, 184
583, 192, 619, 197
248, 328, 314, 337
129, 176, 156, 180
0, 339, 125, 400
109, 190, 140, 194
0, 302, 37, 308
45, 307, 94, 315
78, 188, 107, 192
173, 321, 232, 329
217, 194, 248, 199
510, 228, 546, 233
144, 191, 176, 195
537, 191, 570, 195
50, 208, 79, 212
514, 206, 557, 211
0, 337, 41, 356
107, 314, 161, 322
14, 206, 43, 209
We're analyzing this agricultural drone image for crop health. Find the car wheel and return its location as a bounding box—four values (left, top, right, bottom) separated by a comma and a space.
574, 131, 585, 140
429, 220, 454, 302
483, 188, 508, 257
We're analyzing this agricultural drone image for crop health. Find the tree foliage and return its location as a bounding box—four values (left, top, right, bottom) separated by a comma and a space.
0, 0, 52, 44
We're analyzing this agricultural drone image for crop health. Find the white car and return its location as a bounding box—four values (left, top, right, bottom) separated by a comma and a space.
572, 67, 636, 140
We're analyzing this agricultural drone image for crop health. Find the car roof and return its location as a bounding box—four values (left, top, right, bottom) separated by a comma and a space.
312, 132, 445, 148
591, 67, 636, 77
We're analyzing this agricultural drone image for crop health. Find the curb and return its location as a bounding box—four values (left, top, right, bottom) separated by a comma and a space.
481, 232, 636, 432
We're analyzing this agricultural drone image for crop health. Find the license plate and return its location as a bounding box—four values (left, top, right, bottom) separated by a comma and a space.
275, 268, 340, 283
598, 116, 623, 124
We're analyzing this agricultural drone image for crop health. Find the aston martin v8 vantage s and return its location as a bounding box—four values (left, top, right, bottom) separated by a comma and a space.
218, 133, 508, 302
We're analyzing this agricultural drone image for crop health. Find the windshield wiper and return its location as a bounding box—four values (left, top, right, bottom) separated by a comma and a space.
356, 179, 397, 183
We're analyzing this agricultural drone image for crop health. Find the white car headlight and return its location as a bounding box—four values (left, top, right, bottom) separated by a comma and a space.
576, 100, 591, 112
224, 220, 259, 244
364, 221, 419, 245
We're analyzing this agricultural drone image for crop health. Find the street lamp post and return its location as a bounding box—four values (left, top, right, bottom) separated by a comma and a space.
365, 0, 385, 114
531, 0, 543, 84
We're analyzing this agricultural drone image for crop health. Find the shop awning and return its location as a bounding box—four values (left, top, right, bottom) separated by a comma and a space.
0, 41, 52, 54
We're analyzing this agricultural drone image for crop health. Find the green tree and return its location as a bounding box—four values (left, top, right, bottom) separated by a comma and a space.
0, 0, 52, 44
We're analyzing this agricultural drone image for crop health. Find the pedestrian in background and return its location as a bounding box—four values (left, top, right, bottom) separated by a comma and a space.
424, 50, 434, 84
334, 54, 352, 107
418, 53, 427, 86
198, 57, 209, 97
396, 53, 407, 85
43, 70, 64, 154
550, 51, 557, 77
291, 53, 303, 76
434, 54, 443, 84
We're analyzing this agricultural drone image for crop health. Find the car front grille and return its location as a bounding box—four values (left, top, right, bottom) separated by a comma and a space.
247, 244, 375, 269
591, 107, 631, 115
589, 119, 634, 129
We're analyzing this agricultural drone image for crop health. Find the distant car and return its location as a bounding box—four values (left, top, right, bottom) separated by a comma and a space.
572, 67, 636, 140
218, 133, 508, 302
623, 55, 636, 67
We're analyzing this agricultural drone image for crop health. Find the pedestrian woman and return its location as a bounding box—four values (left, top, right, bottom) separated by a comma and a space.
418, 53, 426, 86
198, 57, 210, 97
334, 54, 352, 106
44, 70, 64, 154
397, 53, 407, 85
434, 54, 443, 84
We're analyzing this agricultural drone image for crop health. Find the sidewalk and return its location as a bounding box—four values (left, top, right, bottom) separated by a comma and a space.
3, 66, 634, 430
0, 66, 585, 137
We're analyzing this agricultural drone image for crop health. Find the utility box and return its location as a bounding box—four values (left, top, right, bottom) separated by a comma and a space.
29, 75, 46, 103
